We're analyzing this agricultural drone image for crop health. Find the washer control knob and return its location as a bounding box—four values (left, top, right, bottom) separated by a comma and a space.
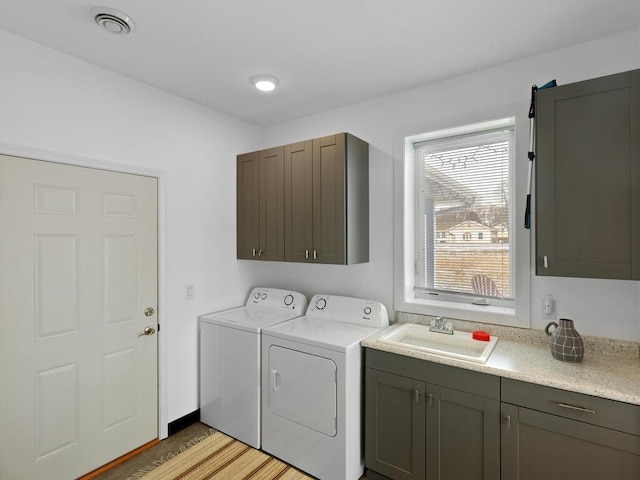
316, 298, 327, 310
284, 294, 294, 306
254, 292, 260, 299
261, 293, 268, 300
364, 306, 372, 315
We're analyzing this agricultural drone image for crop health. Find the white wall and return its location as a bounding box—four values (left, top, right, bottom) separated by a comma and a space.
2, 25, 640, 431
258, 29, 640, 342
0, 30, 262, 427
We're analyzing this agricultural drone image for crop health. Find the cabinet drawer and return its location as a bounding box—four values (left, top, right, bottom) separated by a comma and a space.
502, 378, 640, 436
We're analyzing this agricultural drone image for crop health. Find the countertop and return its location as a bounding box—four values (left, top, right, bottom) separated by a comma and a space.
361, 319, 640, 406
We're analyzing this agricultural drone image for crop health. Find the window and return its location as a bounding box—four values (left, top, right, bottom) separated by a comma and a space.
415, 120, 515, 307
395, 113, 530, 327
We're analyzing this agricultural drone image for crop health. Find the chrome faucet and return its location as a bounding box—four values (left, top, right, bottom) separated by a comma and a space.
429, 316, 454, 335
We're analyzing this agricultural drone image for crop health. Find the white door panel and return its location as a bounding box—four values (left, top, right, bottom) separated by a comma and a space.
0, 154, 158, 480
267, 345, 337, 437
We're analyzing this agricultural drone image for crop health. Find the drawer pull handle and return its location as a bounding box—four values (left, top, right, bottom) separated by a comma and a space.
558, 403, 596, 414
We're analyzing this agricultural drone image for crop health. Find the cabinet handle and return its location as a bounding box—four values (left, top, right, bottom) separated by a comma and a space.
414, 390, 420, 402
505, 415, 512, 429
258, 249, 263, 257
427, 393, 434, 406
252, 248, 256, 257
313, 250, 317, 260
558, 403, 596, 415
305, 249, 309, 259
543, 255, 548, 268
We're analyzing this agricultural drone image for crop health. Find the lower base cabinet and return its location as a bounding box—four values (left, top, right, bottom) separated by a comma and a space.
365, 369, 425, 480
501, 379, 640, 480
364, 349, 500, 480
365, 350, 640, 480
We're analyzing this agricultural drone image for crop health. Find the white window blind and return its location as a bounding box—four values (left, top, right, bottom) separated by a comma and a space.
415, 125, 514, 303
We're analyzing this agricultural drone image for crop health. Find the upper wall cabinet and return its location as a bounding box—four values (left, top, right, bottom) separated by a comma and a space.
237, 133, 369, 265
536, 69, 640, 279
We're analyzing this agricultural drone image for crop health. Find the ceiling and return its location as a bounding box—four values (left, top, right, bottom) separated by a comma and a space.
1, 0, 639, 126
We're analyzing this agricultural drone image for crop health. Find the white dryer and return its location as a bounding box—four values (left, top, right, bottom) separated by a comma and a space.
261, 294, 389, 480
199, 287, 307, 449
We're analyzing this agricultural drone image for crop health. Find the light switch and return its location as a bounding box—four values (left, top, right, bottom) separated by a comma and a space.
185, 284, 195, 300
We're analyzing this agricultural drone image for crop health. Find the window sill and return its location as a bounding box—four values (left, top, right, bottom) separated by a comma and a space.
397, 292, 528, 328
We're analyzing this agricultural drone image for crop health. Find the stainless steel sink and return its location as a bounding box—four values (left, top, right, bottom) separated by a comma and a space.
378, 323, 498, 364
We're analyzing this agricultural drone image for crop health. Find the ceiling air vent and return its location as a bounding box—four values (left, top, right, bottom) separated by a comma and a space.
92, 7, 135, 35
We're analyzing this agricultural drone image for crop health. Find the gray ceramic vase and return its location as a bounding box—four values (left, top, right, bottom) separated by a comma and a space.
545, 318, 584, 362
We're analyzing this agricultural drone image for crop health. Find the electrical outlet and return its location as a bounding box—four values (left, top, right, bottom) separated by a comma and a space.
541, 294, 555, 320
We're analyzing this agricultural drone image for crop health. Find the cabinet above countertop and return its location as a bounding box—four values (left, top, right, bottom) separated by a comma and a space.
535, 68, 640, 279
362, 322, 640, 406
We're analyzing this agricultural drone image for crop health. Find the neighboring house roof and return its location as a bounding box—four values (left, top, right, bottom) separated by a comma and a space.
435, 219, 462, 232
493, 223, 508, 232
446, 220, 492, 232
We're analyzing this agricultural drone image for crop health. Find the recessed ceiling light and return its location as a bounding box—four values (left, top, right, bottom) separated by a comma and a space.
92, 7, 135, 35
251, 75, 279, 92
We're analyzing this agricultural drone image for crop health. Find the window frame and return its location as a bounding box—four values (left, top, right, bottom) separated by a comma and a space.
393, 107, 531, 328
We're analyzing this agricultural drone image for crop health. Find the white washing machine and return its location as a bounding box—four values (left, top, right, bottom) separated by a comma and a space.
199, 287, 307, 449
261, 294, 389, 480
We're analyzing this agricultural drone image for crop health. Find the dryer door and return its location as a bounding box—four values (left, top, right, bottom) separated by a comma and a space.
267, 345, 337, 437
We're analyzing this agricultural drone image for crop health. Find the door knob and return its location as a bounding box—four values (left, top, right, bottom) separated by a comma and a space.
138, 326, 156, 337
144, 307, 155, 317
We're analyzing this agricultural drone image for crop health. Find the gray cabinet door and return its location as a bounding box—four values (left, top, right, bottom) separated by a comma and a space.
536, 69, 640, 279
501, 403, 640, 480
284, 140, 314, 262
313, 134, 347, 264
237, 151, 260, 259
258, 146, 284, 261
237, 147, 284, 261
365, 368, 426, 480
426, 385, 500, 480
311, 133, 369, 265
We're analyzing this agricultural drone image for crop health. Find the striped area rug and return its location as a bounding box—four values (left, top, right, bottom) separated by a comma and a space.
140, 432, 314, 480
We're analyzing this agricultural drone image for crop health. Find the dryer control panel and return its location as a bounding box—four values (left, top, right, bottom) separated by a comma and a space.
246, 287, 308, 313
306, 294, 389, 328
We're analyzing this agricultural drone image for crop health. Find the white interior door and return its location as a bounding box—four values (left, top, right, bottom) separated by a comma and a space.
0, 154, 158, 480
